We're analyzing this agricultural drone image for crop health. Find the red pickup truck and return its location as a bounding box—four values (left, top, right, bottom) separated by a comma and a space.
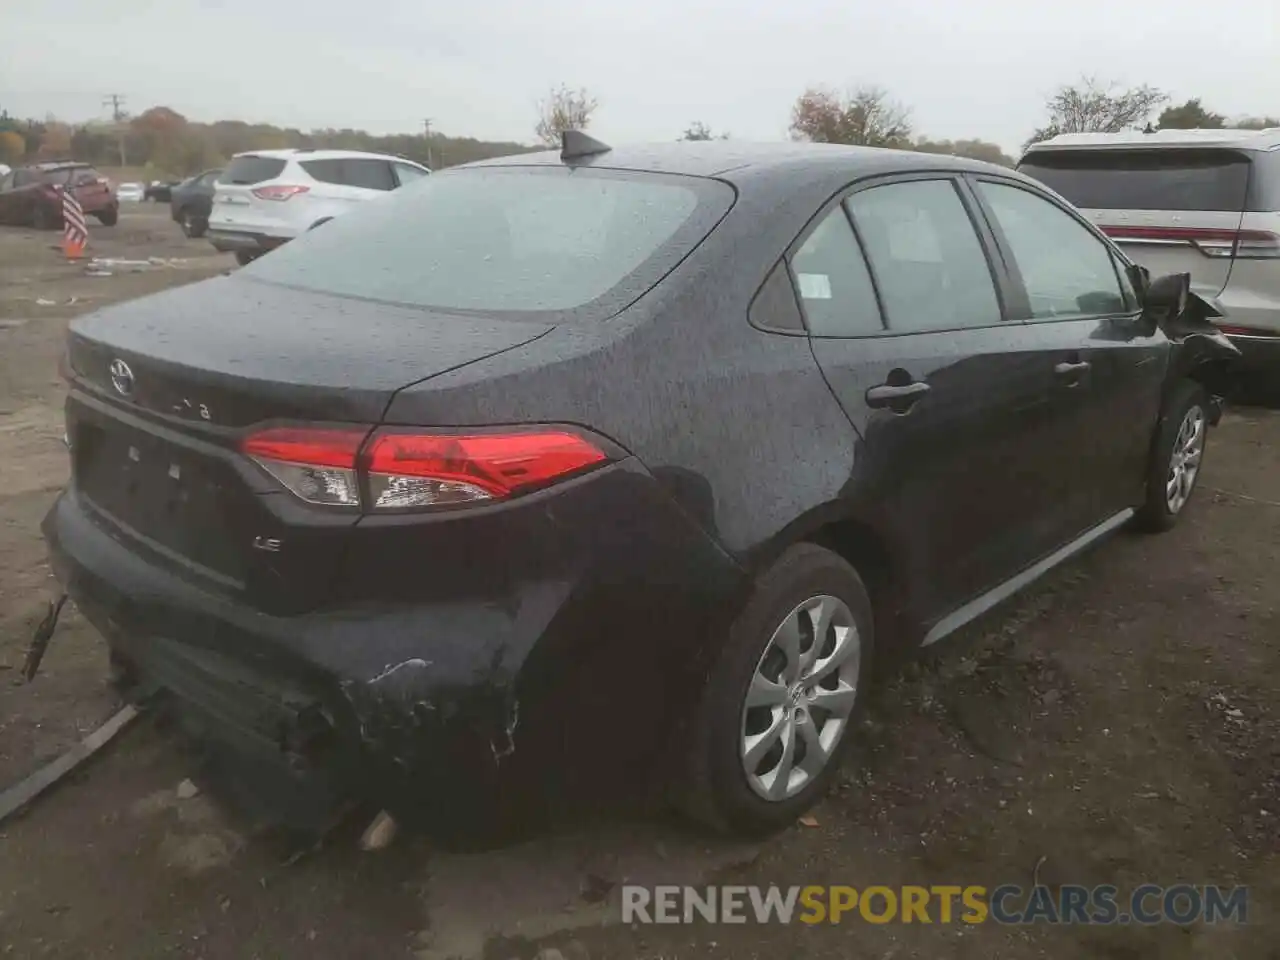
0, 161, 119, 229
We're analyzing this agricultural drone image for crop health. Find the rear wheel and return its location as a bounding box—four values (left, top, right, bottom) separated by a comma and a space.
234, 251, 259, 266
96, 206, 118, 227
1135, 380, 1209, 532
684, 543, 873, 836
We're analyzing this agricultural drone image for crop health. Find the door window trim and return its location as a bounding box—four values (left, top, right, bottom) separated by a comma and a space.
965, 174, 1142, 323
771, 170, 1025, 340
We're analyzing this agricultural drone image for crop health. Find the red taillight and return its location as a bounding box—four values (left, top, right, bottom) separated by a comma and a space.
251, 184, 310, 201
241, 426, 365, 507
239, 426, 610, 510
1216, 324, 1280, 338
1101, 225, 1280, 260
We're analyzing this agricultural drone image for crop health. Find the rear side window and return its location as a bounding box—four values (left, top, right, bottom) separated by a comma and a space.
242, 166, 733, 320
342, 159, 395, 191
1018, 149, 1252, 212
976, 181, 1127, 320
788, 206, 882, 336
300, 158, 396, 191
299, 159, 343, 184
222, 155, 287, 185
846, 179, 1002, 333
38, 167, 81, 186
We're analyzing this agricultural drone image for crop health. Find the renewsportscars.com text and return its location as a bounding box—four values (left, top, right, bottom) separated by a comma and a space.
621, 884, 1249, 926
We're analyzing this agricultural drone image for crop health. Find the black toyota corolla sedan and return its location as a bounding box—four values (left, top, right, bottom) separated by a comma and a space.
44, 136, 1238, 836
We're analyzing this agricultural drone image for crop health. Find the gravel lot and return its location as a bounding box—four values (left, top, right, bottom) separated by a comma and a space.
0, 205, 1276, 959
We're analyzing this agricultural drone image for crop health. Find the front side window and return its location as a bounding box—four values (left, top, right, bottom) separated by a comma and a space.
977, 180, 1127, 319
845, 179, 1002, 333
393, 162, 429, 187
788, 206, 882, 336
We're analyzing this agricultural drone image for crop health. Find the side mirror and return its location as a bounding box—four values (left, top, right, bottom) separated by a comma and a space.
1126, 263, 1151, 301
1140, 272, 1191, 327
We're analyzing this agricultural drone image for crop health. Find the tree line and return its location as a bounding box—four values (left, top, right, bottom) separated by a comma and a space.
1, 79, 1276, 178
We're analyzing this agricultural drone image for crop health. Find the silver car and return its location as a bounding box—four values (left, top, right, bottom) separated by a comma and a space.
1019, 128, 1280, 379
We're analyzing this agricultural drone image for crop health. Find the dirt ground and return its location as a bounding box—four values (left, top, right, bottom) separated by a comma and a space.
0, 205, 1277, 959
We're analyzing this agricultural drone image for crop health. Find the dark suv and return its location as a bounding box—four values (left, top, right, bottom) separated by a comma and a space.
0, 162, 119, 228
44, 140, 1238, 836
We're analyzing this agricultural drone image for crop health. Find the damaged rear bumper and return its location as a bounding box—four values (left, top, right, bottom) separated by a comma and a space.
42, 470, 746, 822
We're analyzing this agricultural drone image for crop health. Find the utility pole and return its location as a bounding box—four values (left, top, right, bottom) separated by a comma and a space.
103, 93, 128, 166
422, 118, 434, 170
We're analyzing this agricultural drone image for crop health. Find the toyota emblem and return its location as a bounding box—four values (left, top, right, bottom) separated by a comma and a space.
109, 358, 135, 397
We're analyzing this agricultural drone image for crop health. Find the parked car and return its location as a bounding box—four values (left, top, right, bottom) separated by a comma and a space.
44, 139, 1238, 836
145, 179, 181, 202
1019, 128, 1280, 382
0, 161, 119, 228
206, 148, 430, 265
168, 168, 222, 238
116, 182, 146, 203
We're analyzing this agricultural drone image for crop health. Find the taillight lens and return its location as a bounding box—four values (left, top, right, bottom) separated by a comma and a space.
239, 426, 610, 510
251, 184, 310, 201
1216, 324, 1279, 338
242, 427, 365, 507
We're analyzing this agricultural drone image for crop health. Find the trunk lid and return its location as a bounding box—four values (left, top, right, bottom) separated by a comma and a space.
65, 275, 552, 613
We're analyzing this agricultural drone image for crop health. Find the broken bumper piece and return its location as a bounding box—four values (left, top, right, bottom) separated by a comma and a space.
42, 482, 746, 826
42, 488, 564, 822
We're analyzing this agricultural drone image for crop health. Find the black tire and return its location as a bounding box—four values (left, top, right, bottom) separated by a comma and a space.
96, 206, 118, 227
1134, 380, 1210, 533
683, 543, 875, 836
31, 204, 58, 230
180, 210, 206, 238
234, 251, 258, 267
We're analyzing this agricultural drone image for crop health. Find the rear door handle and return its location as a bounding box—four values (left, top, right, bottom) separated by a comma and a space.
1054, 360, 1091, 377
866, 380, 931, 410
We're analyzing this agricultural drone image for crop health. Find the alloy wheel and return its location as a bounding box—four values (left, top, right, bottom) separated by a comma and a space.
1166, 405, 1206, 514
739, 595, 860, 801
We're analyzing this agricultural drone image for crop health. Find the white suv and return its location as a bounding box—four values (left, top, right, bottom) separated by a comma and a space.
207, 149, 430, 264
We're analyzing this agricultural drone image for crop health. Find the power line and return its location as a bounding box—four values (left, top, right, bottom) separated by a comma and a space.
102, 94, 127, 122
102, 94, 127, 165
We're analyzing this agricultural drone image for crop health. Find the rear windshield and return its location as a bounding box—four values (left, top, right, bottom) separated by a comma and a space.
36, 166, 90, 186
242, 166, 734, 320
222, 155, 287, 185
1018, 149, 1251, 212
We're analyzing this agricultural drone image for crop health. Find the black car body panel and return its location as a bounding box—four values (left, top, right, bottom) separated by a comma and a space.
43, 141, 1239, 822
169, 170, 221, 227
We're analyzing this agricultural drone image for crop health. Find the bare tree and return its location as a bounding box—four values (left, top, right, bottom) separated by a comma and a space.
1027, 77, 1168, 146
789, 86, 912, 148
535, 85, 599, 147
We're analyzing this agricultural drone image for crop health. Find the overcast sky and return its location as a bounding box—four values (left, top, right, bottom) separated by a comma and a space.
2, 0, 1276, 156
